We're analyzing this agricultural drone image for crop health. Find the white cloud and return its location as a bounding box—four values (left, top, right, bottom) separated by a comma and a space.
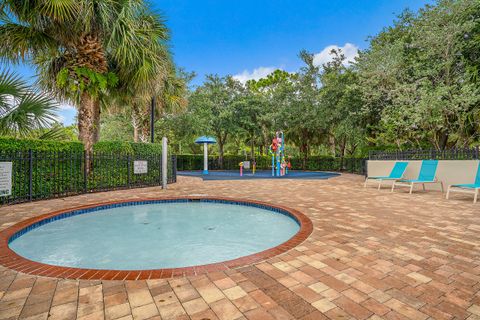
58, 102, 76, 110
56, 103, 76, 126
313, 43, 359, 68
233, 66, 277, 83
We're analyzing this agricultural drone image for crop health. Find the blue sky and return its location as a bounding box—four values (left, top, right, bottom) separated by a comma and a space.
9, 0, 430, 126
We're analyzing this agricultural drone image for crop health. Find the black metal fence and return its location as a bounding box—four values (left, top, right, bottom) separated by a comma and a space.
369, 147, 480, 160
176, 155, 367, 175
0, 150, 177, 205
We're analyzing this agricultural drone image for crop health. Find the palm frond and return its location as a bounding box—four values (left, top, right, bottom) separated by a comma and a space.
0, 22, 57, 64
36, 125, 70, 140
0, 69, 59, 136
38, 0, 78, 22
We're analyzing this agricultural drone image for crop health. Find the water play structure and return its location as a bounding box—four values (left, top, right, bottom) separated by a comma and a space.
195, 136, 217, 174
269, 131, 290, 177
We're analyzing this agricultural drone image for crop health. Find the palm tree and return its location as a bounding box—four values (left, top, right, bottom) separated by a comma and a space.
108, 66, 192, 142
0, 0, 171, 152
0, 69, 58, 136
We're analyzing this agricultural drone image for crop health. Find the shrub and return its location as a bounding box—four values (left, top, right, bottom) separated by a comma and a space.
0, 138, 174, 205
175, 154, 366, 174
130, 142, 162, 155
93, 141, 134, 154
0, 137, 83, 152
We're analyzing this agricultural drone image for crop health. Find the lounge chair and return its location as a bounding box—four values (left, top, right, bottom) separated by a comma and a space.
364, 161, 408, 190
391, 160, 444, 194
446, 162, 480, 203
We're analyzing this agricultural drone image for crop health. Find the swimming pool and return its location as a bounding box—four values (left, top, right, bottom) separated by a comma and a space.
1, 198, 312, 279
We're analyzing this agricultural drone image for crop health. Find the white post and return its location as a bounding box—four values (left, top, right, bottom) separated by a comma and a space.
203, 142, 209, 174
162, 137, 168, 189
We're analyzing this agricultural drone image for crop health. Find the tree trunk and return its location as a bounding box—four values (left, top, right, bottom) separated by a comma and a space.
78, 92, 96, 153
218, 142, 224, 169
439, 131, 449, 150
300, 142, 309, 170
329, 135, 336, 157
92, 100, 101, 143
250, 135, 255, 159
140, 125, 149, 143
133, 123, 139, 143
131, 104, 142, 143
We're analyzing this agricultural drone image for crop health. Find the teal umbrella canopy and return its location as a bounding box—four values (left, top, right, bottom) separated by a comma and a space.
195, 136, 217, 144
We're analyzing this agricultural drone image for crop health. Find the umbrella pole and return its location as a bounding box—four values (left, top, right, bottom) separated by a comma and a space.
203, 142, 209, 174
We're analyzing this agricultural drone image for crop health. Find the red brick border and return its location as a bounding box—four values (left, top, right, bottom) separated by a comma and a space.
0, 197, 313, 280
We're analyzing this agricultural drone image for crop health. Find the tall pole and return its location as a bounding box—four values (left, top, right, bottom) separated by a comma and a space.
162, 137, 168, 189
203, 143, 209, 175
150, 97, 155, 143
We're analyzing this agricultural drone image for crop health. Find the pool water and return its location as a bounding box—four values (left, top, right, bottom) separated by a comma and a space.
9, 202, 300, 270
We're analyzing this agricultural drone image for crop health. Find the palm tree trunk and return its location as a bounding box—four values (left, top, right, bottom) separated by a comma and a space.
140, 119, 149, 143
78, 92, 96, 153
132, 117, 140, 143
131, 104, 141, 143
92, 100, 101, 143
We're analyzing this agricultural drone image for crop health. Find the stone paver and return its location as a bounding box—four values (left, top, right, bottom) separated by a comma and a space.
0, 174, 479, 319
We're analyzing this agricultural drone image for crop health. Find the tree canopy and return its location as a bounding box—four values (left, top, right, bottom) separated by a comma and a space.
2, 0, 478, 165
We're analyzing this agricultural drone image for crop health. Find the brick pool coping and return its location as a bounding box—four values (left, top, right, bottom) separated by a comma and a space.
0, 196, 313, 281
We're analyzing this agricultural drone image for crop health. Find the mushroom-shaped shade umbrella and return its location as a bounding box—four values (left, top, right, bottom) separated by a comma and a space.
195, 136, 217, 174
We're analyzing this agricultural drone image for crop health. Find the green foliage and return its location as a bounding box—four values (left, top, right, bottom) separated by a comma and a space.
0, 138, 172, 204
0, 69, 59, 137
188, 75, 244, 163
175, 155, 365, 174
356, 0, 480, 149
93, 141, 134, 154
0, 137, 166, 156
97, 0, 480, 162
130, 142, 163, 155
93, 140, 163, 156
56, 67, 118, 97
0, 137, 83, 152
0, 0, 173, 149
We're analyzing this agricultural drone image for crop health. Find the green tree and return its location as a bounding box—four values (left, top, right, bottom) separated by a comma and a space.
189, 75, 243, 167
356, 0, 480, 150
247, 69, 292, 154
0, 0, 171, 152
281, 51, 324, 166
319, 49, 364, 157
233, 93, 267, 158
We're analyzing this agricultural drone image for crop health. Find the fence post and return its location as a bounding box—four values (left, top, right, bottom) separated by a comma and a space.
127, 155, 131, 187
83, 151, 88, 193
28, 149, 33, 201
172, 155, 177, 183
162, 137, 168, 189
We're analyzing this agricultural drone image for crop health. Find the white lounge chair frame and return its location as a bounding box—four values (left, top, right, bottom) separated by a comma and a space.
364, 177, 398, 190
392, 179, 444, 194
446, 186, 479, 203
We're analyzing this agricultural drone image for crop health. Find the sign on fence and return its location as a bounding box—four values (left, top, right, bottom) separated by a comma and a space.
243, 161, 250, 169
134, 160, 148, 174
0, 162, 12, 197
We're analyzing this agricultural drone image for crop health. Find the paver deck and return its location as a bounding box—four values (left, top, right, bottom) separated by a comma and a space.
0, 174, 479, 320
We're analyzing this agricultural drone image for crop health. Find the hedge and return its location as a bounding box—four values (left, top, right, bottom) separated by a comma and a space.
0, 138, 173, 205
130, 142, 163, 155
0, 137, 83, 152
0, 137, 164, 155
176, 154, 367, 174
93, 141, 134, 154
